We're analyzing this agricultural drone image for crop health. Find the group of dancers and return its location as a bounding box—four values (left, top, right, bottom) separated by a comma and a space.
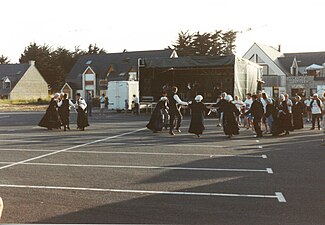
38, 93, 89, 131
146, 86, 324, 138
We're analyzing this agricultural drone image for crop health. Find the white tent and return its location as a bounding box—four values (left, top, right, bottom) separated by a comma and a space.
306, 64, 323, 70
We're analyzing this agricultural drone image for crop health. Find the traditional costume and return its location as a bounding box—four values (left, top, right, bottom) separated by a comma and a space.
188, 95, 209, 137
292, 97, 304, 129
38, 94, 61, 130
76, 96, 89, 131
222, 95, 240, 138
146, 97, 169, 132
277, 95, 292, 135
58, 94, 75, 131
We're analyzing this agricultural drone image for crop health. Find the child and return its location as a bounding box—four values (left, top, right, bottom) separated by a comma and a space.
131, 101, 136, 115
124, 99, 129, 113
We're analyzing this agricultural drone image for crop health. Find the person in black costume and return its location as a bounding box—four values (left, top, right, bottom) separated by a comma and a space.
292, 95, 304, 129
168, 86, 188, 135
58, 93, 75, 131
222, 95, 240, 138
188, 95, 210, 137
146, 96, 169, 133
246, 94, 264, 137
38, 93, 61, 130
277, 94, 292, 135
75, 93, 89, 131
265, 98, 278, 135
215, 92, 227, 127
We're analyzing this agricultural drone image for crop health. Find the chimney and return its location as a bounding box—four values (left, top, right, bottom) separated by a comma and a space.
29, 60, 35, 66
278, 45, 281, 52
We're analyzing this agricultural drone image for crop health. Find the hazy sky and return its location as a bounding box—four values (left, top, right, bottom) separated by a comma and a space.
1, 0, 325, 63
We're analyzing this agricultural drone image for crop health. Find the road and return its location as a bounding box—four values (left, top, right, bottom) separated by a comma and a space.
0, 111, 324, 224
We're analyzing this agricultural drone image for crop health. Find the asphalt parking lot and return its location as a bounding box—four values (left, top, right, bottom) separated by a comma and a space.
0, 111, 324, 224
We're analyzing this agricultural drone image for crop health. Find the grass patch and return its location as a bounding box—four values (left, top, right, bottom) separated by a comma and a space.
0, 98, 50, 105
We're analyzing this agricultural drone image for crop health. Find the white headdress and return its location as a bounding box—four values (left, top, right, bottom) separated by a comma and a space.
195, 95, 203, 102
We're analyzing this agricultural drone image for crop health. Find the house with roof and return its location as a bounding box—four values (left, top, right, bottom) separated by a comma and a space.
243, 43, 325, 98
62, 49, 177, 99
0, 61, 48, 100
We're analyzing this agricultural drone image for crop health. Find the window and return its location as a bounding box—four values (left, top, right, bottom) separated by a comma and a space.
2, 77, 11, 89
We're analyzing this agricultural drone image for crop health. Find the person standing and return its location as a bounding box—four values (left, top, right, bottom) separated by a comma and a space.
75, 93, 89, 131
215, 92, 227, 127
168, 86, 188, 135
244, 93, 253, 129
304, 96, 312, 122
58, 93, 75, 131
0, 197, 3, 220
265, 98, 278, 134
232, 95, 245, 126
292, 95, 304, 129
310, 93, 323, 130
223, 95, 240, 138
86, 92, 93, 117
133, 94, 139, 115
261, 92, 269, 133
285, 94, 294, 131
100, 93, 106, 115
188, 95, 210, 137
278, 94, 292, 135
247, 94, 264, 137
38, 93, 61, 130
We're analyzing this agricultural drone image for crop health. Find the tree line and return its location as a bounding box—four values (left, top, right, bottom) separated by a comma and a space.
0, 29, 237, 92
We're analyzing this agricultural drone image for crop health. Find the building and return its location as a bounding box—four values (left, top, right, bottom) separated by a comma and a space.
0, 61, 48, 100
243, 43, 325, 98
62, 49, 177, 99
139, 54, 262, 102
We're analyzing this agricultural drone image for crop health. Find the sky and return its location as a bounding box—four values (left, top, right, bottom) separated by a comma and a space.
1, 0, 325, 63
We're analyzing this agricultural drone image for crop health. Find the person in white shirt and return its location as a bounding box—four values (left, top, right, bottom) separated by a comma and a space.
168, 86, 188, 135
133, 94, 139, 115
232, 95, 245, 125
100, 94, 106, 115
58, 93, 75, 131
304, 96, 312, 122
0, 197, 3, 220
75, 93, 89, 131
244, 93, 253, 129
310, 93, 323, 130
261, 92, 269, 133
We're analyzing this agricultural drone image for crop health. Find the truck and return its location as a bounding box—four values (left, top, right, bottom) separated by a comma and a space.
107, 81, 139, 111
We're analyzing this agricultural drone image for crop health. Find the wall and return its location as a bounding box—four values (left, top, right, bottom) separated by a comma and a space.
10, 65, 48, 100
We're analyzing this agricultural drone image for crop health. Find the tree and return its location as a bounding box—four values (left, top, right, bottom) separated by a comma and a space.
170, 30, 237, 56
0, 55, 10, 64
171, 31, 195, 56
19, 42, 108, 92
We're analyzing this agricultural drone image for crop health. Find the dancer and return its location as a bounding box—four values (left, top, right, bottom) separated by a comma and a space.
38, 93, 61, 130
75, 93, 89, 131
223, 95, 240, 138
247, 94, 264, 137
146, 95, 169, 133
215, 92, 227, 127
168, 86, 188, 135
58, 93, 75, 131
188, 95, 209, 137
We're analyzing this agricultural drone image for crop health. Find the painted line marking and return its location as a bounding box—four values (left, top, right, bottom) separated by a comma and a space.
266, 168, 274, 174
0, 116, 10, 119
0, 139, 41, 143
0, 128, 146, 170
0, 148, 267, 159
0, 184, 286, 202
258, 146, 263, 149
0, 162, 272, 173
275, 192, 287, 203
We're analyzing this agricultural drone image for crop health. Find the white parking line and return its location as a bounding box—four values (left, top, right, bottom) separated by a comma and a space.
0, 128, 146, 170
0, 116, 10, 119
0, 184, 286, 202
0, 148, 268, 159
0, 162, 273, 173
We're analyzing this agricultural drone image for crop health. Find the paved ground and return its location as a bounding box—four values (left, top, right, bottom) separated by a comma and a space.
0, 111, 324, 224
